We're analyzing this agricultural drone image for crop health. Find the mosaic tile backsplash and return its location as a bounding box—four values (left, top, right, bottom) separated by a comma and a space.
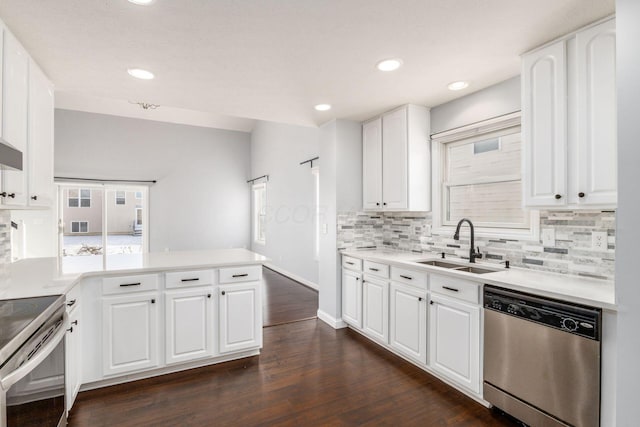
337, 210, 615, 280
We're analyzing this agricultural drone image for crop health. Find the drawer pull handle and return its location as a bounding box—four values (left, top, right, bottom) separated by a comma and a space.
120, 282, 141, 287
399, 275, 413, 280
221, 291, 226, 295
369, 268, 379, 272
67, 299, 77, 307
442, 286, 459, 292
181, 278, 200, 282
346, 262, 355, 265
232, 274, 248, 278
207, 293, 212, 298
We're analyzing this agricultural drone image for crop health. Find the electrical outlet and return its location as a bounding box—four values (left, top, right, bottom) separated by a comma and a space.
592, 231, 608, 250
541, 228, 555, 247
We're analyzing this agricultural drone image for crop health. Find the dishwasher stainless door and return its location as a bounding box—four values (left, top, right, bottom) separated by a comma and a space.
484, 309, 600, 427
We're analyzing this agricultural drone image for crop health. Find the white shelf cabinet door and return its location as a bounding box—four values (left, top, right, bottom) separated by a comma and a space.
102, 293, 160, 377
574, 19, 617, 206
522, 40, 568, 207
428, 294, 480, 394
362, 117, 383, 210
341, 269, 362, 328
389, 282, 427, 364
165, 288, 215, 365
1, 31, 29, 206
362, 276, 389, 344
219, 282, 262, 353
381, 108, 409, 210
27, 60, 54, 207
65, 306, 82, 411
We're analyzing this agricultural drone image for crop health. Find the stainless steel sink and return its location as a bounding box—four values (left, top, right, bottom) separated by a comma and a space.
416, 260, 498, 274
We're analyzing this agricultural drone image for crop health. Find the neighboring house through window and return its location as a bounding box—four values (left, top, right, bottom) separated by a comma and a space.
252, 183, 266, 245
71, 221, 88, 233
68, 188, 91, 207
115, 191, 126, 205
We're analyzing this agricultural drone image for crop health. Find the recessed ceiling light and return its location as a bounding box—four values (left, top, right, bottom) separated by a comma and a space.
447, 81, 469, 91
376, 58, 403, 72
314, 104, 331, 111
127, 68, 155, 80
128, 0, 155, 5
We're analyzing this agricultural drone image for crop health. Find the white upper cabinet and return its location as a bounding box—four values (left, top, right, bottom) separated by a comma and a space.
1, 30, 29, 206
362, 105, 430, 212
523, 17, 616, 209
362, 118, 383, 210
27, 60, 55, 207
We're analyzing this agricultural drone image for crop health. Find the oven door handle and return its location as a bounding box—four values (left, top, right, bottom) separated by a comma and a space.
0, 311, 68, 391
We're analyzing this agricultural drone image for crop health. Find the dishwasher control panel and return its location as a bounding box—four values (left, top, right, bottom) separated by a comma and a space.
484, 286, 601, 340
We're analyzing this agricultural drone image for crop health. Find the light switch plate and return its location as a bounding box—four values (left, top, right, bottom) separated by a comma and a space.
541, 228, 555, 247
592, 231, 608, 251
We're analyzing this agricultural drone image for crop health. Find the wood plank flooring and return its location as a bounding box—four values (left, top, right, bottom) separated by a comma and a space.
68, 319, 520, 427
262, 267, 318, 327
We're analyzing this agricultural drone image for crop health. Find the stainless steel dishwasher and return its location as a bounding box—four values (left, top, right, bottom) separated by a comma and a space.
483, 285, 601, 427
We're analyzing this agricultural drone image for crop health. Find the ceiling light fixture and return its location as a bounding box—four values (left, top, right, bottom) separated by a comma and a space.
128, 0, 155, 5
447, 81, 469, 91
127, 68, 155, 80
376, 58, 403, 72
314, 104, 331, 111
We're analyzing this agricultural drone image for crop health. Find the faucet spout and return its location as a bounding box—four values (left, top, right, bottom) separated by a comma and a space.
453, 218, 482, 263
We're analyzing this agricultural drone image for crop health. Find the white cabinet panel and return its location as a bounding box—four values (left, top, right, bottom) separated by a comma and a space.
429, 294, 480, 393
382, 108, 408, 210
362, 118, 382, 210
575, 19, 617, 206
65, 306, 82, 411
102, 293, 159, 376
165, 288, 214, 364
27, 61, 54, 207
341, 269, 362, 328
219, 282, 262, 353
1, 31, 29, 206
362, 276, 389, 344
522, 40, 567, 207
389, 282, 427, 364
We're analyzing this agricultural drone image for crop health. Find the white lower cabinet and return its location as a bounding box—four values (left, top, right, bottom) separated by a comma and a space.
65, 306, 82, 411
389, 281, 427, 364
362, 276, 389, 343
165, 287, 214, 364
219, 282, 262, 353
428, 293, 481, 393
342, 269, 363, 328
102, 293, 160, 376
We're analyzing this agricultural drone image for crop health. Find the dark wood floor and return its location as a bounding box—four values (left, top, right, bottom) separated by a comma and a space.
262, 267, 318, 327
69, 319, 519, 427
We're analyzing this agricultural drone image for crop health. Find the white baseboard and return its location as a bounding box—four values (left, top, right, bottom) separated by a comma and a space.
317, 309, 348, 329
264, 263, 318, 291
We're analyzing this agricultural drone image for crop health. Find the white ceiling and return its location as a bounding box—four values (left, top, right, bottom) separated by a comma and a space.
0, 0, 614, 131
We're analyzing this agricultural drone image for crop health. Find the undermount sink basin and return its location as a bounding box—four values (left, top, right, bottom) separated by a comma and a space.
416, 260, 498, 274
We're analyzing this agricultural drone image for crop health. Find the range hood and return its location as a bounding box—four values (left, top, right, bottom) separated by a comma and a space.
0, 137, 23, 171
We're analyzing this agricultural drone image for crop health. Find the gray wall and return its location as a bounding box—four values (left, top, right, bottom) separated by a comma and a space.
616, 0, 640, 423
55, 109, 251, 252
430, 76, 521, 134
250, 120, 320, 285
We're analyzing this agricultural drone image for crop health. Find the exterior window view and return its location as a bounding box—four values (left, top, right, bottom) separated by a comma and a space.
61, 186, 146, 256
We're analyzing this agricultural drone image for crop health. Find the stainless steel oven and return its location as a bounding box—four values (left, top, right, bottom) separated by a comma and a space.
0, 295, 67, 427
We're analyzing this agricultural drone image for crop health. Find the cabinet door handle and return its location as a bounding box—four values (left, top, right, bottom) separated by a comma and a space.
31, 195, 38, 201
67, 327, 74, 333
555, 194, 562, 200
151, 298, 156, 304
67, 299, 77, 307
383, 202, 387, 206
346, 262, 355, 265
181, 278, 199, 282
430, 301, 434, 305
232, 274, 248, 278
6, 193, 15, 198
578, 192, 585, 198
399, 275, 412, 280
120, 282, 141, 287
418, 297, 423, 301
207, 293, 212, 298
442, 286, 459, 293
356, 277, 360, 281
221, 291, 226, 295
376, 202, 380, 206
369, 268, 379, 272
71, 320, 78, 326
0, 192, 5, 197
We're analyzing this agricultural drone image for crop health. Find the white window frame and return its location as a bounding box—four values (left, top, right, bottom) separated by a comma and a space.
431, 112, 539, 240
312, 166, 320, 260
115, 191, 126, 205
68, 188, 91, 208
135, 207, 143, 226
70, 220, 89, 234
252, 183, 267, 246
